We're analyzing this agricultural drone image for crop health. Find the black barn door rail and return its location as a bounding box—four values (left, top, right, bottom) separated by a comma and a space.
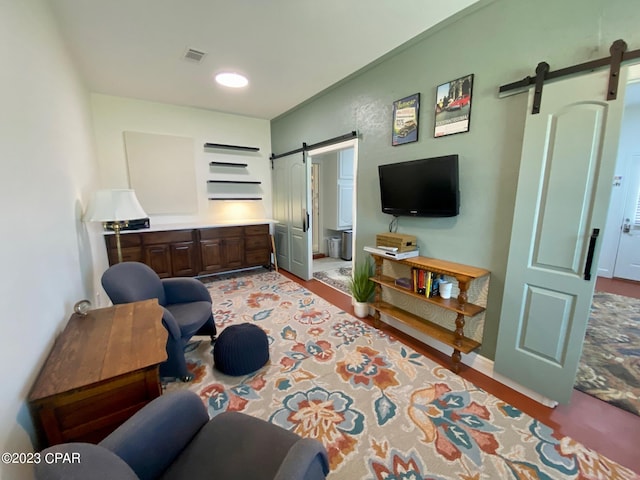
270, 131, 357, 168
499, 39, 640, 114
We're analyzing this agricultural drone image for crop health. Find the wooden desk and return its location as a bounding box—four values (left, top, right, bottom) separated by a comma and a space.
29, 299, 167, 448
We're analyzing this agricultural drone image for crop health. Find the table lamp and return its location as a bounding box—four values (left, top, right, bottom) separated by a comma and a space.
85, 189, 147, 263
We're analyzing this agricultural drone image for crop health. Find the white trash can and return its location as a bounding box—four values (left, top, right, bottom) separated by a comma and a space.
328, 237, 341, 258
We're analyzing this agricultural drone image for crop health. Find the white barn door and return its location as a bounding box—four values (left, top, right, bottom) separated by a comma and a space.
494, 68, 628, 404
272, 151, 311, 280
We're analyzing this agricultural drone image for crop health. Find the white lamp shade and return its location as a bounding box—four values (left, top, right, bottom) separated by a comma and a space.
85, 189, 147, 222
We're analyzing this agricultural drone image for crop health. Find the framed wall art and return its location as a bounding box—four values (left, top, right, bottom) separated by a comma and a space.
392, 93, 420, 146
434, 74, 474, 138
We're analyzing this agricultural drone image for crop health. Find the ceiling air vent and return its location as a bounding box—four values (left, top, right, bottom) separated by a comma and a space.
183, 48, 207, 63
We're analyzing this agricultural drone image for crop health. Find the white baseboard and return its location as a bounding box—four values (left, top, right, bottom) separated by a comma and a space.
381, 316, 558, 409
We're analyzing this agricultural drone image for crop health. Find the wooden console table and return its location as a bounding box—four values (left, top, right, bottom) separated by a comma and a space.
369, 253, 489, 373
29, 299, 166, 448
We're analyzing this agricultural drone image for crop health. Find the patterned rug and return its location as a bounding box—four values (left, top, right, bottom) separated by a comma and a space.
168, 271, 639, 479
313, 266, 352, 295
575, 291, 640, 417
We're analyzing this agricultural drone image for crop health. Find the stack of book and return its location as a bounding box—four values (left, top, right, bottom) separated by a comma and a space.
411, 268, 443, 298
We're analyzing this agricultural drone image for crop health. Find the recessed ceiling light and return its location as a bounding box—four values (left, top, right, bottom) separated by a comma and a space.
215, 72, 248, 88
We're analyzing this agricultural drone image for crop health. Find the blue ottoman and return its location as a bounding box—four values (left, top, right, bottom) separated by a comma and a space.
214, 323, 269, 376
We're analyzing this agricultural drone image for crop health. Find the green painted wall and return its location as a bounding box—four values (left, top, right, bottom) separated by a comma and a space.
270, 0, 640, 359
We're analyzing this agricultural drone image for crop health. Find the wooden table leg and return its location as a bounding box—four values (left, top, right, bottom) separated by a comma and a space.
373, 256, 383, 328
451, 349, 462, 373
454, 312, 465, 347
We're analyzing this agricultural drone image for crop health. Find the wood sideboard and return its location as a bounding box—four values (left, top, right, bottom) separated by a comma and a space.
105, 223, 271, 277
29, 300, 166, 448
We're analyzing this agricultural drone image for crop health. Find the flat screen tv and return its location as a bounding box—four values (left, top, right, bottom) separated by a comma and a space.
378, 155, 459, 217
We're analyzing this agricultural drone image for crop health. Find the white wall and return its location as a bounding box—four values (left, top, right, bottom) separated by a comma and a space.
88, 94, 273, 302
0, 1, 100, 478
91, 94, 272, 221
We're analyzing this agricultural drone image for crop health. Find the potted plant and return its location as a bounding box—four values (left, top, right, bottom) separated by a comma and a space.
348, 257, 376, 318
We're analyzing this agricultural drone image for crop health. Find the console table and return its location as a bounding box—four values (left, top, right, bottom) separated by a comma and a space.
369, 253, 489, 373
29, 300, 166, 448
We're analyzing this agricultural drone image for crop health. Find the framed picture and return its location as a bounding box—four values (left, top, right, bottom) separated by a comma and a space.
392, 93, 420, 146
434, 74, 474, 137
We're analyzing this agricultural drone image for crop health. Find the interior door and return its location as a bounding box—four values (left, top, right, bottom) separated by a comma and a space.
613, 153, 640, 280
273, 154, 291, 271
272, 151, 312, 280
494, 68, 627, 404
289, 152, 311, 280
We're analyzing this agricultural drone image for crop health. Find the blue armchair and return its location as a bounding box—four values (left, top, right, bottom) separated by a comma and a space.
35, 390, 330, 480
101, 262, 216, 381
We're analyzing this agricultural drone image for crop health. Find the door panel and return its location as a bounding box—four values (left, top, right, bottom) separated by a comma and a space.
200, 239, 223, 273
271, 151, 311, 280
289, 159, 311, 279
272, 157, 291, 271
532, 105, 605, 273
144, 245, 171, 278
519, 285, 575, 365
494, 69, 627, 404
170, 242, 197, 276
273, 225, 289, 271
223, 236, 244, 268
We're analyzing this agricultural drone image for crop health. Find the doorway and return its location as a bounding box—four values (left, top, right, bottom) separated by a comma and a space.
577, 80, 640, 416
599, 81, 640, 282
308, 140, 357, 294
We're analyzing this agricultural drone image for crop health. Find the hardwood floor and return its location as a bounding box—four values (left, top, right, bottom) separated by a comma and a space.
596, 276, 640, 299
280, 270, 640, 474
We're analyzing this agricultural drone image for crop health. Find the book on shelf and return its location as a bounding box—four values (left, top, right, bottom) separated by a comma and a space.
394, 277, 412, 290
411, 268, 444, 298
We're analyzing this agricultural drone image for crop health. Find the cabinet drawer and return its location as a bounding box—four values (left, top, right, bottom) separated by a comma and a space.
142, 230, 193, 245
108, 247, 143, 265
245, 249, 270, 266
105, 233, 141, 249
245, 234, 269, 250
199, 226, 243, 240
244, 224, 269, 236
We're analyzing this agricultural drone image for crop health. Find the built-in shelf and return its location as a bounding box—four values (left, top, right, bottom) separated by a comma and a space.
207, 180, 262, 185
208, 197, 263, 201
209, 161, 248, 167
204, 143, 259, 152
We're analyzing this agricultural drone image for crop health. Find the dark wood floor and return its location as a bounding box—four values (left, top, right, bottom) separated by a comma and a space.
596, 276, 640, 299
280, 270, 640, 474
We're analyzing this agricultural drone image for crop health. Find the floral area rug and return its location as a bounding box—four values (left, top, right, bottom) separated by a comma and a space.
167, 271, 639, 479
575, 291, 640, 416
313, 266, 352, 295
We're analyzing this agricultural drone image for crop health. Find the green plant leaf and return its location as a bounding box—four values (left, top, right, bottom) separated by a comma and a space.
348, 256, 376, 302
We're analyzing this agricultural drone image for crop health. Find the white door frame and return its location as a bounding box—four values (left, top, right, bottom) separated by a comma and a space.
598, 80, 640, 279
307, 138, 359, 270
613, 151, 640, 280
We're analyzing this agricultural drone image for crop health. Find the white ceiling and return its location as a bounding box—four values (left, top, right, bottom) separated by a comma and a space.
48, 0, 479, 120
